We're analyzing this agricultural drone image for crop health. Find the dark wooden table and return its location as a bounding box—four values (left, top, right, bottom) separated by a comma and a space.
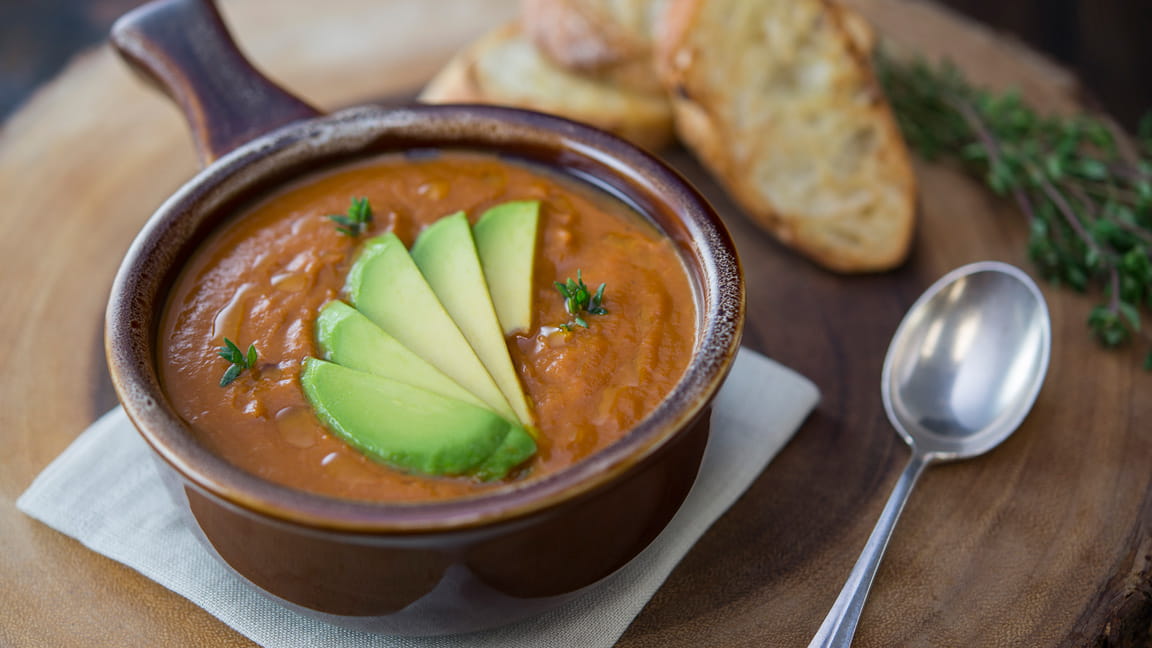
1, 1, 1149, 646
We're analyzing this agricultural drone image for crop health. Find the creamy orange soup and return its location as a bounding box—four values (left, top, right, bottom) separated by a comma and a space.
159, 151, 696, 502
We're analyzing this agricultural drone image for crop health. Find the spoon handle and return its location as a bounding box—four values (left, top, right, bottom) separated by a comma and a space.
807, 451, 931, 648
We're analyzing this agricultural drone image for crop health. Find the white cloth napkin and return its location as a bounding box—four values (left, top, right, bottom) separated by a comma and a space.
18, 348, 817, 648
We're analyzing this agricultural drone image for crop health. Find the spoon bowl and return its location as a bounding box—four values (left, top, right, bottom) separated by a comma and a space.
883, 261, 1051, 459
809, 261, 1051, 648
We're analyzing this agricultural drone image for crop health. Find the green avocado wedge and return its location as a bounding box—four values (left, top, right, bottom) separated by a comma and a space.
345, 233, 517, 421
300, 358, 535, 479
314, 300, 489, 411
472, 423, 540, 481
473, 200, 540, 335
410, 212, 533, 427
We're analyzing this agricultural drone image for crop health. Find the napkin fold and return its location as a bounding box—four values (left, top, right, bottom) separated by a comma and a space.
18, 347, 817, 648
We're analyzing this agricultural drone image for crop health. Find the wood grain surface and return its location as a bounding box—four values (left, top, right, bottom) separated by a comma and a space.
1, 0, 1148, 646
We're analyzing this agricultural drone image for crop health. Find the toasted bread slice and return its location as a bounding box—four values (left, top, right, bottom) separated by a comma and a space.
836, 3, 877, 53
520, 0, 669, 94
420, 22, 674, 151
657, 0, 916, 272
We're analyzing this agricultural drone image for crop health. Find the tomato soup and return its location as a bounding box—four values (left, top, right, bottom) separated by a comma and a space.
159, 151, 696, 502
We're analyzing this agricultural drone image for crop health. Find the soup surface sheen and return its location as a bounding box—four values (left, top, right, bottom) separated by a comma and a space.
160, 151, 696, 502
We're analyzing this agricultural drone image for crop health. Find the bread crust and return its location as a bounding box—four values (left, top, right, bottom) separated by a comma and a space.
520, 0, 667, 94
657, 0, 917, 273
420, 23, 675, 151
521, 0, 645, 71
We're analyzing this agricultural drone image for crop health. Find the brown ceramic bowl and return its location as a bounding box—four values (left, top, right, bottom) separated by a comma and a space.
105, 0, 743, 635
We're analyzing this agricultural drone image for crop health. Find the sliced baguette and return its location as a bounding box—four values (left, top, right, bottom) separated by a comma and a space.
520, 0, 670, 94
419, 22, 675, 151
657, 0, 916, 272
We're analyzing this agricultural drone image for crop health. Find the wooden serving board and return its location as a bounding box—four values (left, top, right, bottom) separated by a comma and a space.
1, 0, 1148, 645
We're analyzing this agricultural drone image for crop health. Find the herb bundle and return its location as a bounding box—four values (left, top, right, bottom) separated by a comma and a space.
554, 270, 607, 331
876, 51, 1152, 369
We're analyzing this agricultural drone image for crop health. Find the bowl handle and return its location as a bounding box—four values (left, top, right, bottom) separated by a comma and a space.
111, 0, 321, 165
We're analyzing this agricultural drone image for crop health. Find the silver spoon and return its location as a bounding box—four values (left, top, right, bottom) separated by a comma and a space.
808, 261, 1051, 648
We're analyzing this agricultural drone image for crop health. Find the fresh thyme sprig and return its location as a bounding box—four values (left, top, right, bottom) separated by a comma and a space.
328, 196, 373, 237
217, 338, 258, 386
554, 270, 607, 331
876, 50, 1152, 369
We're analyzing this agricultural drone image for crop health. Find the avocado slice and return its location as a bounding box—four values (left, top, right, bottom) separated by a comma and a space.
300, 358, 535, 479
473, 201, 540, 335
472, 423, 540, 481
345, 233, 516, 421
314, 300, 489, 411
410, 212, 534, 426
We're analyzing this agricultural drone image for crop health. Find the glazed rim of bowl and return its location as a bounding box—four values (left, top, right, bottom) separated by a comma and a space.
106, 104, 744, 535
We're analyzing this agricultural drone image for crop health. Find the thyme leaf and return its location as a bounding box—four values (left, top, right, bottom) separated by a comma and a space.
217, 337, 258, 386
328, 196, 373, 237
554, 269, 608, 331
